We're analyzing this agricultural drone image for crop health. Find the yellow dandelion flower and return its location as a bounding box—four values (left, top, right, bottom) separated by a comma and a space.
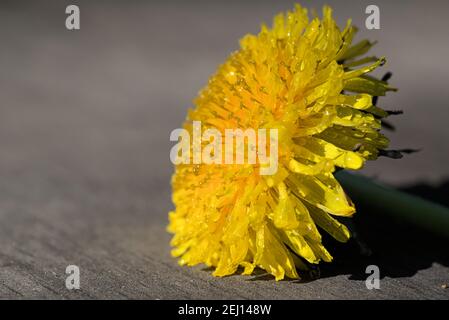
168, 4, 396, 280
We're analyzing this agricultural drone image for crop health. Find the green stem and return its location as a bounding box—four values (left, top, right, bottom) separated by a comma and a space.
336, 171, 449, 238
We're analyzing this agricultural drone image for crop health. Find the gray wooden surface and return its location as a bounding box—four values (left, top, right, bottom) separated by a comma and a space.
0, 0, 448, 299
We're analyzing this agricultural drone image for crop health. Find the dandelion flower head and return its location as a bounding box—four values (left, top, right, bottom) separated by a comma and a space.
168, 4, 395, 280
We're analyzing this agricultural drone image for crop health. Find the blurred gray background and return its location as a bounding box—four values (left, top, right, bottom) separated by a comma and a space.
0, 0, 448, 299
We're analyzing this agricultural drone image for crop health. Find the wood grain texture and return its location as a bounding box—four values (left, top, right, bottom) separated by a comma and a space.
0, 0, 448, 299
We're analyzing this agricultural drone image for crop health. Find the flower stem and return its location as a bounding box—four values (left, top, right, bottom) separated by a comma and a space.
336, 171, 449, 238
